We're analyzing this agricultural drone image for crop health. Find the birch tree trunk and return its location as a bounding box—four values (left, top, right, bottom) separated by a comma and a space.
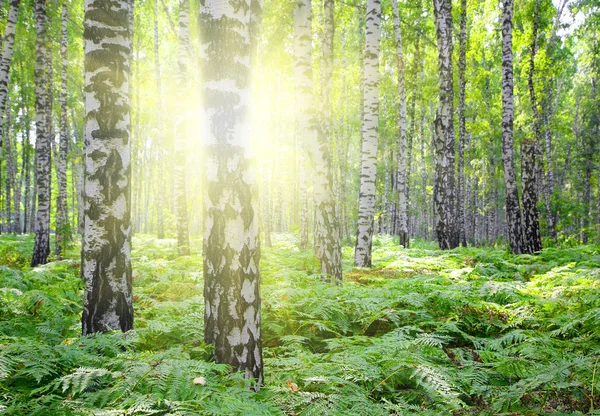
22, 108, 31, 233
293, 0, 311, 251
4, 98, 13, 233
81, 0, 134, 334
55, 2, 70, 257
0, 0, 19, 148
354, 0, 380, 267
391, 0, 408, 248
432, 0, 458, 249
457, 0, 467, 247
200, 0, 263, 386
316, 0, 342, 280
500, 0, 525, 254
153, 0, 165, 239
524, 0, 542, 253
31, 0, 51, 266
173, 0, 191, 255
521, 138, 542, 252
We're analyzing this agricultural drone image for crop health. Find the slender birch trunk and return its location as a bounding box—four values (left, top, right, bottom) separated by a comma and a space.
31, 0, 51, 266
500, 0, 524, 254
391, 0, 408, 248
153, 0, 165, 239
354, 0, 381, 267
524, 0, 542, 253
542, 84, 556, 239
55, 2, 70, 257
173, 0, 191, 255
0, 0, 19, 143
293, 0, 312, 251
23, 132, 30, 233
4, 98, 13, 233
201, 0, 263, 386
432, 0, 458, 249
81, 0, 133, 334
457, 0, 467, 246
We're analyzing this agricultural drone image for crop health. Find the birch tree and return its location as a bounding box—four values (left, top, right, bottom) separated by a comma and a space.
523, 0, 542, 253
200, 0, 263, 385
153, 0, 165, 239
354, 0, 381, 267
56, 1, 70, 257
81, 0, 134, 334
457, 0, 467, 247
432, 0, 458, 249
293, 0, 341, 279
31, 0, 51, 266
391, 0, 408, 248
500, 0, 525, 254
173, 0, 190, 256
0, 0, 20, 151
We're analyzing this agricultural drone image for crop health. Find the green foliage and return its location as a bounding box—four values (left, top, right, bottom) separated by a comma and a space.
1, 234, 600, 414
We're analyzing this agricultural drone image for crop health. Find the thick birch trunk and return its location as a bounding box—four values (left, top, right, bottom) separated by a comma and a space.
81, 0, 134, 334
391, 0, 408, 248
354, 0, 380, 267
500, 0, 525, 254
316, 0, 342, 280
201, 0, 263, 386
55, 2, 70, 257
174, 0, 191, 255
521, 138, 542, 252
31, 0, 51, 266
432, 0, 458, 249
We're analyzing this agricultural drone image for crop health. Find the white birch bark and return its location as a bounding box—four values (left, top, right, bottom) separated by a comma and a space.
201, 0, 263, 386
55, 1, 70, 257
391, 0, 408, 248
174, 0, 191, 256
500, 0, 525, 254
153, 0, 165, 239
81, 0, 133, 334
433, 0, 458, 249
354, 0, 381, 267
0, 0, 19, 148
31, 0, 51, 266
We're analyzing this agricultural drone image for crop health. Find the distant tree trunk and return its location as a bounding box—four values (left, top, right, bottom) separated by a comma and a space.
5, 98, 13, 233
81, 0, 134, 334
31, 0, 51, 266
22, 108, 31, 233
432, 0, 458, 250
391, 0, 408, 248
173, 0, 191, 256
154, 0, 165, 240
457, 0, 467, 247
55, 2, 70, 257
524, 0, 542, 253
500, 0, 524, 254
542, 84, 556, 240
201, 0, 263, 386
354, 0, 380, 267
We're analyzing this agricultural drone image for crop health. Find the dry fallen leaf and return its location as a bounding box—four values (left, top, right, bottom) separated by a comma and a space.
193, 376, 207, 386
286, 379, 299, 392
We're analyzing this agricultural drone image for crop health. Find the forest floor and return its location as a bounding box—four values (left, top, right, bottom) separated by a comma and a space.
1, 233, 599, 415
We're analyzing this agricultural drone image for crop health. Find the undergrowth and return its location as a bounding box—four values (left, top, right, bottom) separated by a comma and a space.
1, 233, 599, 415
